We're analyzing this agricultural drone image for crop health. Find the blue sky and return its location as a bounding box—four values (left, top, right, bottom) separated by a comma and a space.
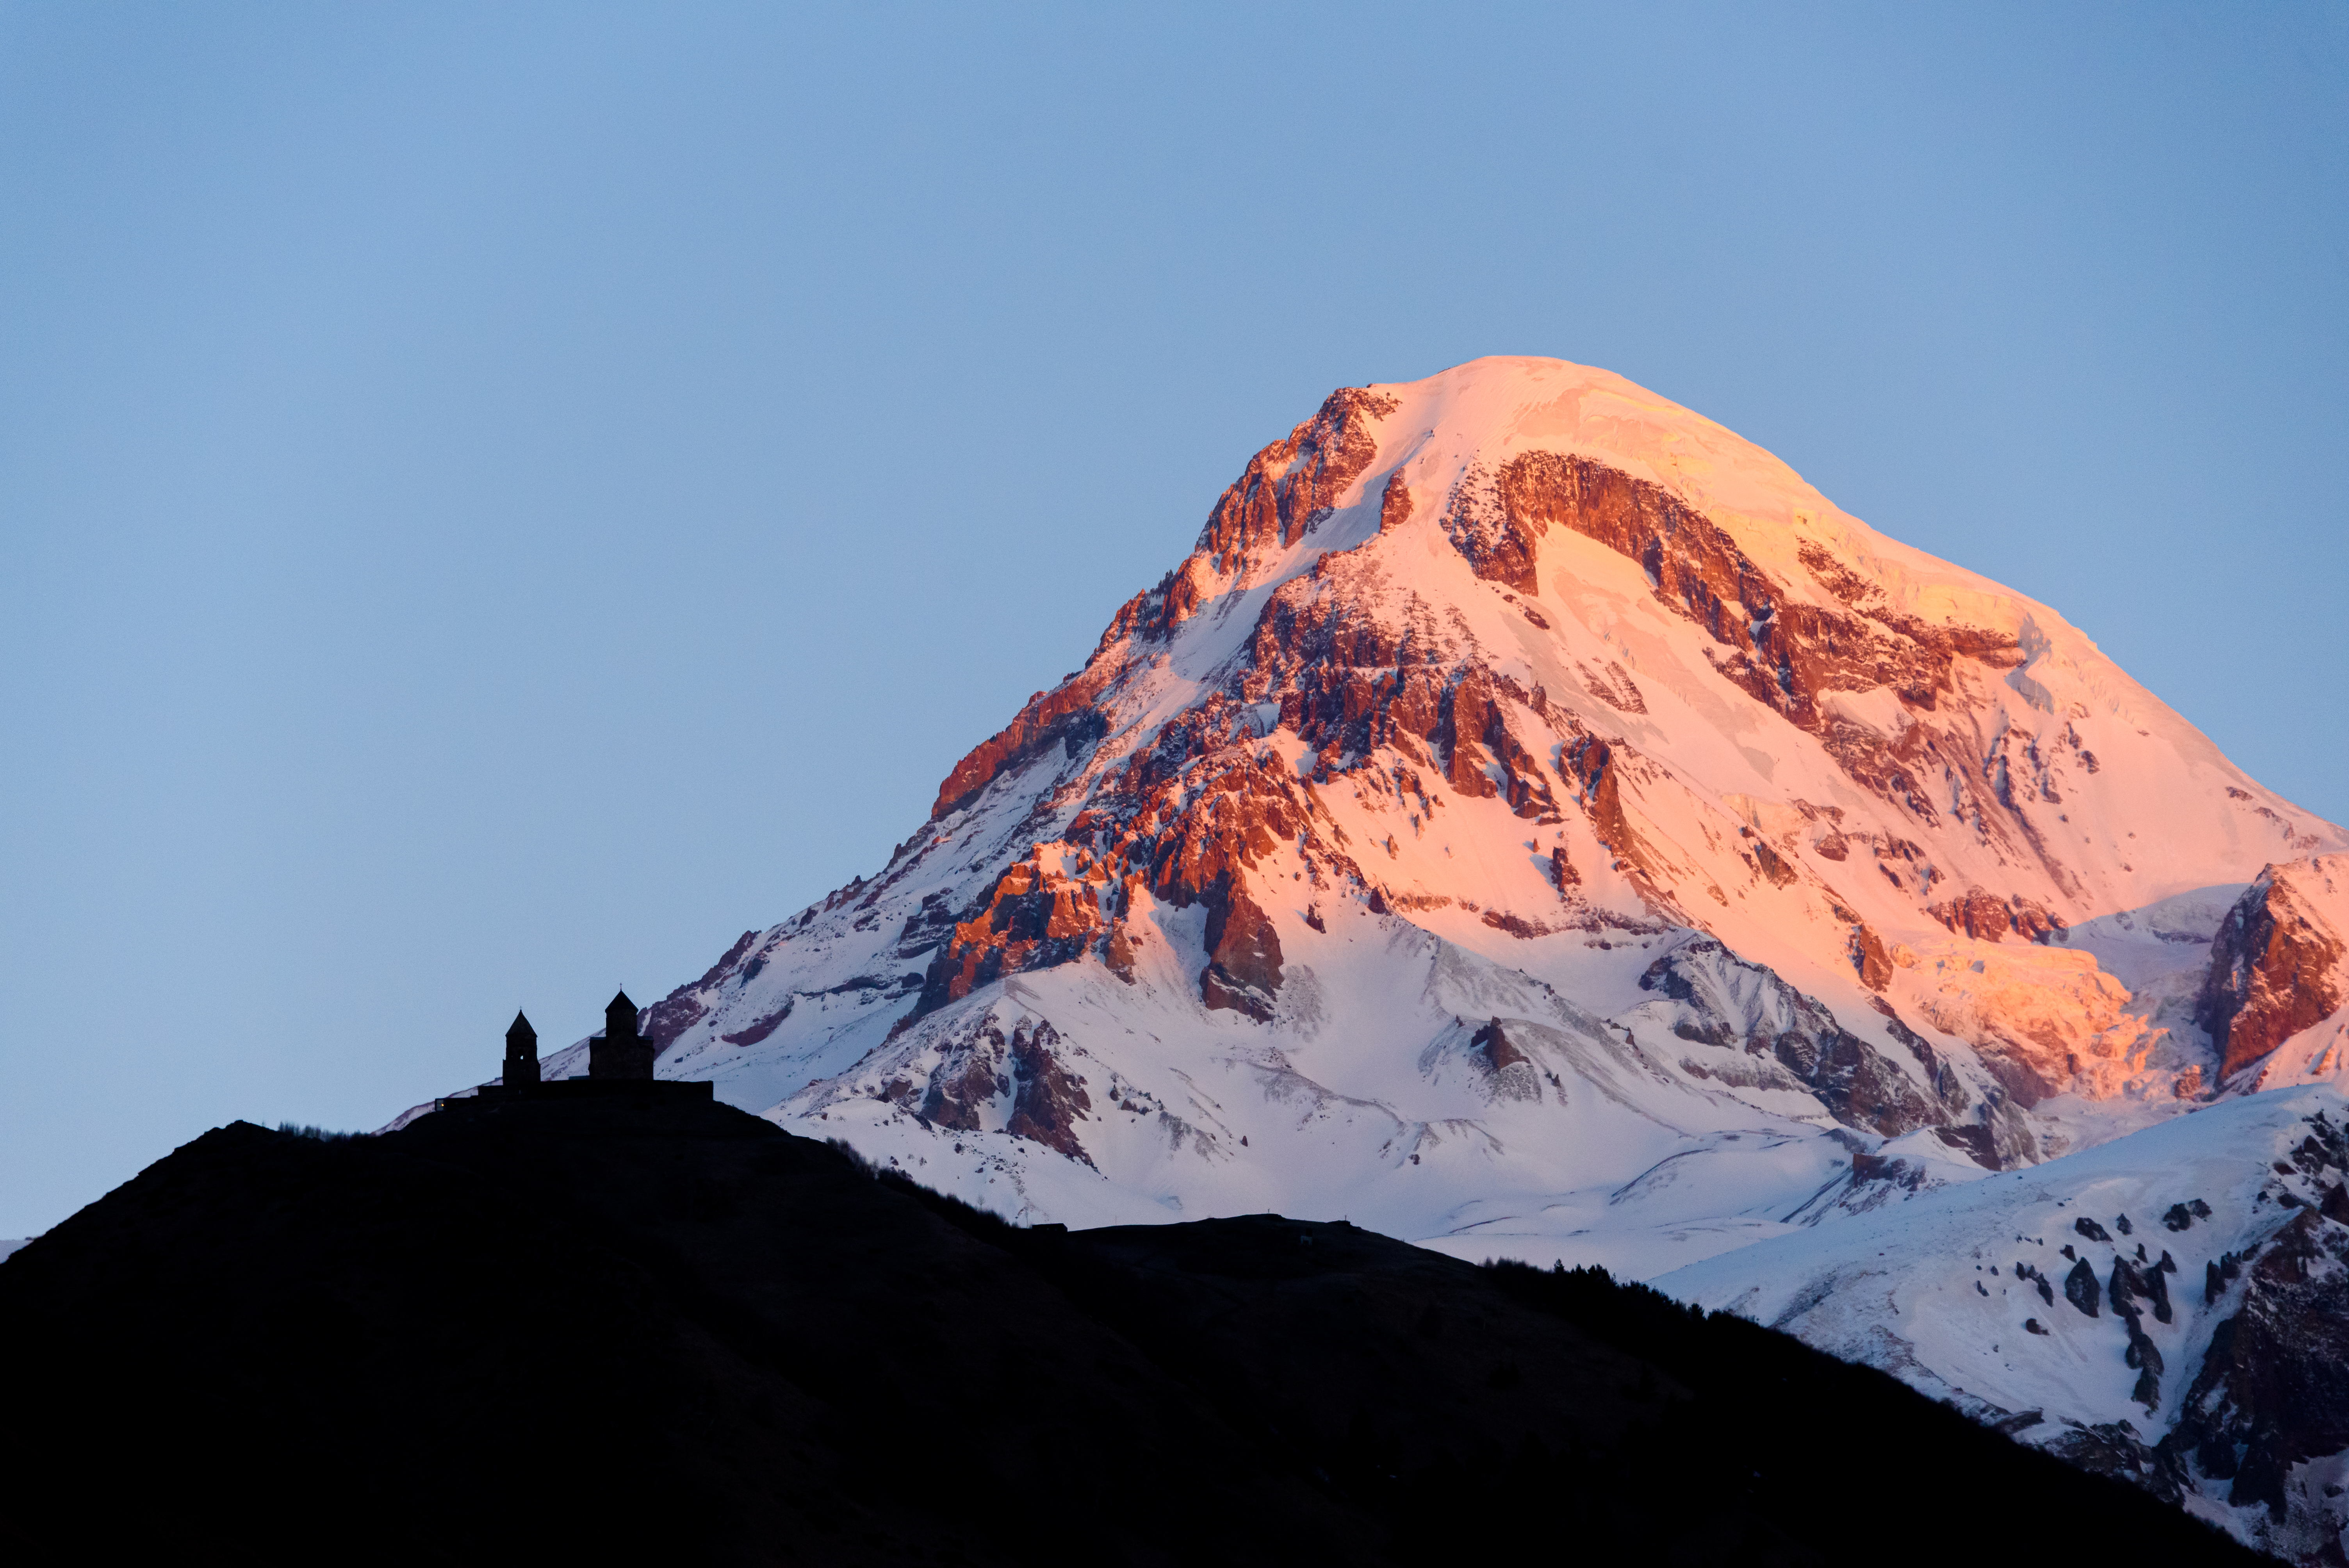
3, 3, 2344, 1236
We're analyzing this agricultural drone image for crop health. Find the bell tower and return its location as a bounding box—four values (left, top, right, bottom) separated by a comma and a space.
503, 1010, 541, 1090
590, 989, 655, 1080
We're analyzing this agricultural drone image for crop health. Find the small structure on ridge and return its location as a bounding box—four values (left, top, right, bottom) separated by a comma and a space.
503, 1011, 541, 1090
467, 989, 712, 1107
589, 990, 655, 1080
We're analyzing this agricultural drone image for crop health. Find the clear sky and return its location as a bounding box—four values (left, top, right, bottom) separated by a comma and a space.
3, 3, 2344, 1237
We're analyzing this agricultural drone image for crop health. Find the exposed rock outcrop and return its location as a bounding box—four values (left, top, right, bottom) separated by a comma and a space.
1436, 449, 2039, 845
1926, 888, 2067, 944
931, 666, 1116, 820
1003, 1019, 1093, 1158
2163, 1209, 2349, 1524
1637, 936, 1960, 1148
915, 844, 1118, 1016
914, 1014, 1093, 1163
1468, 1018, 1543, 1101
1201, 890, 1284, 1021
642, 928, 760, 1054
2064, 1256, 2101, 1317
2199, 860, 2348, 1080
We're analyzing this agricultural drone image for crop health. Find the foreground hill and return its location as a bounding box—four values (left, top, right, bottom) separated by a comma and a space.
0, 1096, 2254, 1565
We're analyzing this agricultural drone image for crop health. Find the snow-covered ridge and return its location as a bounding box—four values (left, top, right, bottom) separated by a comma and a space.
1659, 1085, 2349, 1562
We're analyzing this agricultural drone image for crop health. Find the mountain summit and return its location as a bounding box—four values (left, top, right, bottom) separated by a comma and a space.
604, 357, 2343, 1268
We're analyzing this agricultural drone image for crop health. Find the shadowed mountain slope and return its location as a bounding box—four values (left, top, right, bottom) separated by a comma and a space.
0, 1096, 2258, 1565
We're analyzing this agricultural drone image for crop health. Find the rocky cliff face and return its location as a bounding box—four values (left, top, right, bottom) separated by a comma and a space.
2200, 859, 2349, 1083
524, 357, 2340, 1278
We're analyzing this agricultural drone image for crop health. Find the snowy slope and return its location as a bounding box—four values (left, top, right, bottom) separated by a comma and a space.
1659, 1084, 2349, 1562
775, 926, 1870, 1278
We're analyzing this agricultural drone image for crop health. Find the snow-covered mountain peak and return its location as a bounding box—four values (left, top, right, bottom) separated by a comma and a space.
1328, 356, 2078, 636
465, 357, 2344, 1290
374, 356, 2349, 1564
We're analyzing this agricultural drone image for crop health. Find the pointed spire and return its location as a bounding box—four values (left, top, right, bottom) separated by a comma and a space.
592, 988, 653, 1081
503, 1008, 542, 1090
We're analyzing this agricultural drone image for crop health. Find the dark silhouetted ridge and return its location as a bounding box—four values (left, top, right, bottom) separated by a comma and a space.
0, 1094, 2261, 1565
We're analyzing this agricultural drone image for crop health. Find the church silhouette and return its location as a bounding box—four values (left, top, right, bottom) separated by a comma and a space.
466, 990, 712, 1105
